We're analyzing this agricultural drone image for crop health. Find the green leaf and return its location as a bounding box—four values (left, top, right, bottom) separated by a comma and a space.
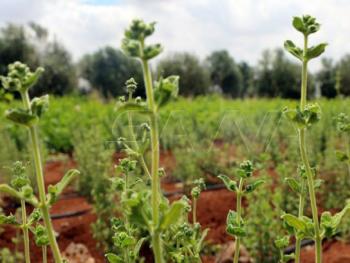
159, 200, 186, 230
314, 179, 324, 189
282, 254, 295, 263
226, 210, 246, 237
244, 179, 265, 193
31, 95, 49, 118
154, 75, 179, 107
335, 151, 349, 162
105, 253, 123, 263
47, 169, 79, 205
218, 174, 237, 192
115, 102, 153, 118
281, 214, 306, 232
285, 178, 301, 194
5, 108, 38, 127
292, 16, 305, 32
143, 43, 163, 60
306, 43, 327, 61
0, 214, 19, 226
0, 184, 38, 207
320, 202, 350, 238
133, 237, 146, 257
23, 67, 44, 90
121, 38, 142, 58
274, 235, 290, 249
284, 40, 303, 61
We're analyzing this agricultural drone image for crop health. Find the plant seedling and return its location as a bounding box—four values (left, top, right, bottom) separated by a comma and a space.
219, 160, 264, 263
191, 178, 206, 224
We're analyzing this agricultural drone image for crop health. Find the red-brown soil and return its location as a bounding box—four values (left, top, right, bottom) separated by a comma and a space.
1, 155, 350, 263
300, 240, 350, 263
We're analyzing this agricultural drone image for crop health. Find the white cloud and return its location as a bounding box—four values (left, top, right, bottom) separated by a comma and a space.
1, 0, 350, 71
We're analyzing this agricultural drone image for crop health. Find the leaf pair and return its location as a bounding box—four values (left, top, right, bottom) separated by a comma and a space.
226, 210, 246, 237
284, 103, 321, 129
47, 169, 79, 205
5, 95, 49, 127
281, 214, 314, 239
320, 202, 350, 238
154, 75, 179, 108
284, 41, 327, 62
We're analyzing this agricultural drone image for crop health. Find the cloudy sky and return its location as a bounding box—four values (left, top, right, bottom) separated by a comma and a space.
1, 0, 349, 71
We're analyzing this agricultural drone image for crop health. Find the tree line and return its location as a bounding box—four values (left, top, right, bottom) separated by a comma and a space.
1, 23, 349, 100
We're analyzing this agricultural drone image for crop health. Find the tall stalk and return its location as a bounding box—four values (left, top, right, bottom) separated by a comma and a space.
21, 200, 30, 263
121, 20, 165, 262
294, 179, 305, 263
283, 15, 328, 263
219, 161, 264, 263
298, 33, 322, 263
21, 91, 63, 263
141, 57, 163, 263
233, 178, 243, 263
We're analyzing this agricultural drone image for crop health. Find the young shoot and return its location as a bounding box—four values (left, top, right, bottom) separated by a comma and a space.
219, 160, 264, 263
190, 178, 206, 224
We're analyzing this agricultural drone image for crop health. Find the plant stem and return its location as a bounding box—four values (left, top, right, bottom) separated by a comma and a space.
294, 180, 305, 263
21, 200, 30, 263
192, 198, 197, 224
298, 34, 322, 263
127, 112, 151, 179
21, 91, 63, 263
233, 178, 243, 263
141, 54, 163, 262
42, 246, 47, 263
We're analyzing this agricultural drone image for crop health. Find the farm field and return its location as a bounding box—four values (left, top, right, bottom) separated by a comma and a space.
1, 96, 350, 262
1, 4, 350, 263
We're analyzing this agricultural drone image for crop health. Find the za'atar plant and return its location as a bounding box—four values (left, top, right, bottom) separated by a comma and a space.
117, 19, 200, 262
0, 62, 79, 263
334, 113, 350, 176
283, 15, 350, 263
219, 160, 264, 263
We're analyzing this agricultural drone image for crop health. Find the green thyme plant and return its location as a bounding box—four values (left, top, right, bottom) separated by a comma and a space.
110, 26, 208, 261
190, 178, 205, 224
283, 15, 350, 263
283, 165, 307, 262
274, 236, 294, 263
334, 113, 350, 176
218, 160, 264, 263
0, 62, 79, 263
119, 19, 181, 262
245, 176, 284, 262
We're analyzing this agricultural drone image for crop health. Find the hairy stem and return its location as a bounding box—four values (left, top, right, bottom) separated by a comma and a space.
192, 198, 197, 224
127, 112, 151, 179
21, 91, 62, 263
21, 200, 30, 263
42, 246, 47, 263
233, 178, 243, 263
294, 180, 306, 263
141, 53, 163, 262
298, 34, 322, 263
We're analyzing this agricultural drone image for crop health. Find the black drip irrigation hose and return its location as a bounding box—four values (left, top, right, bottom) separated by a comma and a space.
50, 208, 92, 220
284, 239, 314, 254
